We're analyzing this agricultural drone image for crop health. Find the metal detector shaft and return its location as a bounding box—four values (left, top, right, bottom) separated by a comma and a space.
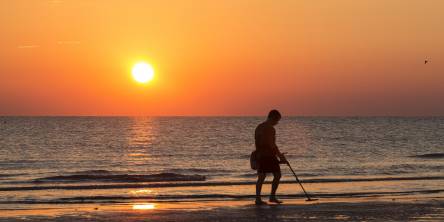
286, 162, 313, 200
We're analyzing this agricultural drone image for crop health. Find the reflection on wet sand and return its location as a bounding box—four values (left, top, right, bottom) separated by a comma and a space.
132, 203, 156, 210
1, 198, 443, 221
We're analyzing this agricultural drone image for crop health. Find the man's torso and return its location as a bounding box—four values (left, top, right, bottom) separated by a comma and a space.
254, 122, 275, 156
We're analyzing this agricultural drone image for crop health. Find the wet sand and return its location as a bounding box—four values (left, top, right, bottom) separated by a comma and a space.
1, 196, 443, 222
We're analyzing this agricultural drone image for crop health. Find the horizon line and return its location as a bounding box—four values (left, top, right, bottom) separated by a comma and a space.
1, 115, 444, 118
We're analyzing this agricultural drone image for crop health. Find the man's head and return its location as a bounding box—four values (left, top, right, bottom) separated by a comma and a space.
267, 109, 281, 125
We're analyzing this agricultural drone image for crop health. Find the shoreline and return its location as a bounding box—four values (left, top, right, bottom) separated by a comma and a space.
1, 195, 443, 221
3, 175, 444, 191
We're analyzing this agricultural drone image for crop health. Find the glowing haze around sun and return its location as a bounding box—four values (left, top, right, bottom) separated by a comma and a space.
132, 62, 154, 83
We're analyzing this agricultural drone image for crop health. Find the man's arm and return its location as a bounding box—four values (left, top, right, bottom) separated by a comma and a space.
266, 127, 286, 162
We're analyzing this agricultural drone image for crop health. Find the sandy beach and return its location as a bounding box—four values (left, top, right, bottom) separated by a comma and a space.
1, 195, 443, 222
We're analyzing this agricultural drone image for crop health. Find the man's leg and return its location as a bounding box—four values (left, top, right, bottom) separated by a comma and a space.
269, 171, 282, 203
256, 172, 266, 204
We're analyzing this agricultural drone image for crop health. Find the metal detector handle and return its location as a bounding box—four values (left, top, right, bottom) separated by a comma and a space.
286, 162, 312, 200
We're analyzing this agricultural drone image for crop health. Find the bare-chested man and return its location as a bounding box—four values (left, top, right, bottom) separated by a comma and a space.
254, 110, 287, 205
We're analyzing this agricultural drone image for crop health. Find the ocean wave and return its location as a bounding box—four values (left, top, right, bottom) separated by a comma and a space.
3, 176, 443, 192
32, 173, 206, 183
165, 168, 231, 174
0, 173, 24, 178
70, 170, 113, 175
410, 153, 444, 159
240, 154, 316, 159
239, 172, 320, 178
58, 188, 444, 201
1, 189, 443, 204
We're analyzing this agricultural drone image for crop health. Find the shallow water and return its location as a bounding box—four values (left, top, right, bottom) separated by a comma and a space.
0, 117, 443, 204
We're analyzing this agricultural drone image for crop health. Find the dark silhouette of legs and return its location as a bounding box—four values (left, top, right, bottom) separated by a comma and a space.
269, 171, 282, 203
256, 172, 266, 204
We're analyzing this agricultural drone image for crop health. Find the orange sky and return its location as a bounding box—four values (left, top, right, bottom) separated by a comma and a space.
1, 0, 443, 116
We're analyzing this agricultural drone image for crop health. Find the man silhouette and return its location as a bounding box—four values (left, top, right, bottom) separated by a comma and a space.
254, 109, 287, 205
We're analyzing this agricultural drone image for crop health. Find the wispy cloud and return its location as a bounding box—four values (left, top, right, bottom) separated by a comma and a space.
57, 41, 81, 45
17, 45, 40, 49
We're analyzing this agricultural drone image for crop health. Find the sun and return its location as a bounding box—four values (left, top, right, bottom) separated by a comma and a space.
132, 62, 154, 83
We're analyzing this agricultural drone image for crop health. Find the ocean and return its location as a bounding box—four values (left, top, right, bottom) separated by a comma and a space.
0, 117, 443, 208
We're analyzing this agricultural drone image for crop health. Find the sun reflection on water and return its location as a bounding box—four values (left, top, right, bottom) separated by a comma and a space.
130, 189, 153, 195
125, 117, 156, 163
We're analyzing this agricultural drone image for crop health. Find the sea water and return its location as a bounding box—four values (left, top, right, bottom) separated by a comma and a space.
0, 117, 443, 206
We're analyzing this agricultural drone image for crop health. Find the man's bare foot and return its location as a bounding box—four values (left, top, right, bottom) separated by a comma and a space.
269, 196, 283, 204
255, 198, 267, 205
